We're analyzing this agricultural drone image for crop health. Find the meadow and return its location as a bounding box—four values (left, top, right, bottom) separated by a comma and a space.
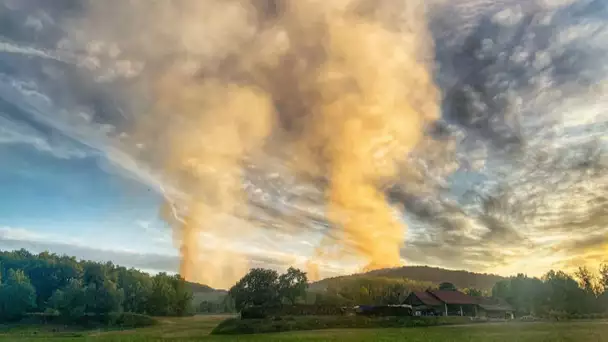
2, 315, 608, 342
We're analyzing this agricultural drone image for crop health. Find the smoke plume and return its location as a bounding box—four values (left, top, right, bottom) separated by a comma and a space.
73, 0, 439, 286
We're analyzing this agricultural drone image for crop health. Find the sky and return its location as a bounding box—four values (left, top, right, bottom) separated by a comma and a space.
0, 0, 607, 286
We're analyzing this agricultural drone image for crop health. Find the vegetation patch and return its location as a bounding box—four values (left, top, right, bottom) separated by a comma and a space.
15, 312, 158, 329
241, 304, 346, 319
211, 315, 476, 335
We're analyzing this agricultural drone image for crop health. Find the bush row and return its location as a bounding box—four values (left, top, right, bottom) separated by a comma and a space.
212, 315, 475, 335
20, 312, 158, 328
241, 305, 346, 319
356, 305, 412, 317
541, 312, 608, 321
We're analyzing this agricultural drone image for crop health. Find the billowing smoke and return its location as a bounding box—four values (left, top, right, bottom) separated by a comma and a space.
122, 0, 440, 285
60, 0, 440, 286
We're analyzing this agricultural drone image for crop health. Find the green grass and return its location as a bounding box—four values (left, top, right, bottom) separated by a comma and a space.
1, 316, 608, 341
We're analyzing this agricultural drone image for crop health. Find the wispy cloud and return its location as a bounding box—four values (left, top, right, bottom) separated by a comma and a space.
0, 115, 91, 159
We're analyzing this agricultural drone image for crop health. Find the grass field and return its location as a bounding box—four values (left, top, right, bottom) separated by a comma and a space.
1, 315, 608, 342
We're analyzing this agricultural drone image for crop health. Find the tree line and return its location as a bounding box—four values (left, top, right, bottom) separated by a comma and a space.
3, 248, 607, 321
492, 266, 608, 317
225, 269, 484, 310
0, 249, 193, 322
227, 265, 608, 318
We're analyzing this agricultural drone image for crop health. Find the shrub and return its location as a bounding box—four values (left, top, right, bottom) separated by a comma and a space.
115, 313, 158, 328
20, 312, 61, 325
20, 312, 157, 328
356, 305, 412, 317
240, 305, 345, 319
241, 306, 270, 319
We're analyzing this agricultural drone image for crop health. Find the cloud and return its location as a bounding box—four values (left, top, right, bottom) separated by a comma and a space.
0, 226, 316, 282
0, 115, 91, 159
0, 0, 607, 279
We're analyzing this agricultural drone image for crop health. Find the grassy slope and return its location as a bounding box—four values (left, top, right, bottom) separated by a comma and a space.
2, 316, 608, 342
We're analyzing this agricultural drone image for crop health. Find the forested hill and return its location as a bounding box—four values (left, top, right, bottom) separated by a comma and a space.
0, 248, 208, 320
186, 281, 222, 293
313, 266, 506, 291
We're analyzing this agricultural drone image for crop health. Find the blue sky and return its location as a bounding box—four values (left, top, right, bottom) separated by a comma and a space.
0, 133, 177, 271
0, 0, 607, 287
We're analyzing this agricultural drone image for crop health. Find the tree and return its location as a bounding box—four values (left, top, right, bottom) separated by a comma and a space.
229, 268, 280, 310
147, 273, 177, 316
543, 270, 587, 314
49, 279, 87, 319
278, 267, 308, 305
84, 279, 124, 315
599, 264, 608, 293
439, 282, 457, 291
27, 255, 82, 309
118, 268, 152, 313
464, 288, 483, 297
575, 266, 598, 295
0, 269, 37, 320
171, 275, 193, 316
0, 249, 195, 319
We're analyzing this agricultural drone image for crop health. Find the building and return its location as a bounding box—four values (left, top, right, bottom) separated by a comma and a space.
403, 290, 514, 318
476, 297, 514, 319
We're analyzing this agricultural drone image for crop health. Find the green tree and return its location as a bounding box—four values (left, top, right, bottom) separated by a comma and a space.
439, 282, 457, 291
543, 270, 587, 314
147, 273, 177, 316
118, 268, 152, 314
84, 279, 124, 315
49, 279, 87, 319
599, 264, 608, 293
0, 269, 37, 320
278, 267, 308, 305
599, 264, 608, 312
229, 268, 280, 310
27, 252, 82, 309
171, 275, 193, 316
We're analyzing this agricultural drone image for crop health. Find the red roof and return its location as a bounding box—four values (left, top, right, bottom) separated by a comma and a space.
428, 290, 478, 305
411, 291, 443, 306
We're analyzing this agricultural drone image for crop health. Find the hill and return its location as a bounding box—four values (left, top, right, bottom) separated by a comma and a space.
186, 281, 221, 293
312, 266, 505, 292
186, 281, 229, 307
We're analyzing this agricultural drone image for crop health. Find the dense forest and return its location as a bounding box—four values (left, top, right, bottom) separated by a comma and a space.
492, 268, 608, 317
0, 249, 193, 323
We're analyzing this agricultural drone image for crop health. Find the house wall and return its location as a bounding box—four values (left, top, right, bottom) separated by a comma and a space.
446, 304, 476, 317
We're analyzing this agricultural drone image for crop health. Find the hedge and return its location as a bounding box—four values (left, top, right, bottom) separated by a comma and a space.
241, 305, 345, 319
212, 315, 476, 335
20, 312, 158, 328
540, 312, 608, 321
357, 305, 412, 317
